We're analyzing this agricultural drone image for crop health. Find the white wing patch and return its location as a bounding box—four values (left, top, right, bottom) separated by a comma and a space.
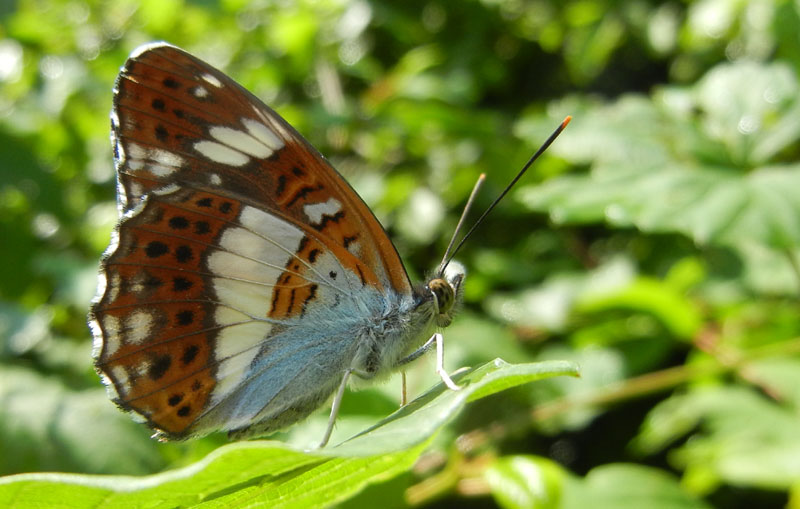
303, 197, 341, 223
212, 321, 273, 405
192, 85, 209, 98
242, 118, 284, 150
125, 142, 184, 177
110, 366, 130, 398
207, 206, 305, 402
211, 307, 273, 405
202, 73, 222, 88
208, 206, 305, 308
147, 164, 180, 177
194, 140, 250, 166
252, 105, 296, 145
101, 315, 121, 357
209, 126, 274, 158
238, 206, 304, 245
151, 147, 183, 168
107, 272, 121, 303
125, 310, 154, 344
194, 119, 285, 166
205, 205, 369, 404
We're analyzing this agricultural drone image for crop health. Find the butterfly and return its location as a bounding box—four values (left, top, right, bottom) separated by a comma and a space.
89, 42, 569, 448
89, 42, 469, 448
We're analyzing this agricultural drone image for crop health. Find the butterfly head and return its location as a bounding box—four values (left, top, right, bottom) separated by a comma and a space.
426, 261, 465, 328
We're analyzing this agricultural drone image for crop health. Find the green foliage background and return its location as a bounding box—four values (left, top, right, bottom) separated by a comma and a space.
1, 0, 800, 507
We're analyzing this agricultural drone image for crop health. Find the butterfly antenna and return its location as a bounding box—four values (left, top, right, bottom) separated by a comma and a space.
440, 115, 571, 273
436, 173, 487, 276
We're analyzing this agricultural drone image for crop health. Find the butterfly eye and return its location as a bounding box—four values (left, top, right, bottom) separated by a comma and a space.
428, 278, 455, 315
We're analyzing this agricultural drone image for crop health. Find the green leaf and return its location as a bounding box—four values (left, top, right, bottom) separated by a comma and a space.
486, 457, 710, 509
577, 276, 703, 339
694, 62, 800, 165
0, 367, 165, 476
0, 359, 578, 507
561, 464, 711, 509
485, 455, 566, 509
522, 161, 800, 250
519, 61, 800, 252
633, 386, 800, 490
330, 359, 579, 455
0, 442, 415, 509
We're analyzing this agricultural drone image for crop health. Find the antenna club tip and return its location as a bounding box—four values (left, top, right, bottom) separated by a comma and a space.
478, 173, 487, 180
562, 115, 572, 127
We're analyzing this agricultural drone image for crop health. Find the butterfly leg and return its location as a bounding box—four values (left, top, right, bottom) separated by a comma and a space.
396, 333, 461, 391
433, 332, 461, 391
396, 333, 437, 366
400, 371, 407, 406
318, 368, 352, 448
318, 366, 376, 448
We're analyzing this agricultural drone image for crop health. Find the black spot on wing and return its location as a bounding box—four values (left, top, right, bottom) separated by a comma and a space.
286, 184, 324, 208
287, 288, 296, 314
270, 285, 280, 313
175, 245, 193, 263
172, 277, 193, 292
145, 241, 168, 258
176, 309, 194, 326
312, 211, 346, 232
297, 236, 308, 254
163, 77, 180, 89
155, 125, 168, 142
169, 216, 190, 230
276, 175, 287, 197
299, 284, 318, 317
182, 344, 199, 365
148, 354, 172, 380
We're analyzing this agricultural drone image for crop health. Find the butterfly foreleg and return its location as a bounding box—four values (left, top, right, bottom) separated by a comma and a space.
432, 332, 461, 391
395, 332, 461, 392
395, 333, 436, 366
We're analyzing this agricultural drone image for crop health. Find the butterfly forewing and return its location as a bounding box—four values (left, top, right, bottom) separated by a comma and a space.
92, 43, 415, 439
112, 43, 411, 294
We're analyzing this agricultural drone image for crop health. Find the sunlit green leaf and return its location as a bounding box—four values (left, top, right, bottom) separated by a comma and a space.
0, 359, 577, 506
